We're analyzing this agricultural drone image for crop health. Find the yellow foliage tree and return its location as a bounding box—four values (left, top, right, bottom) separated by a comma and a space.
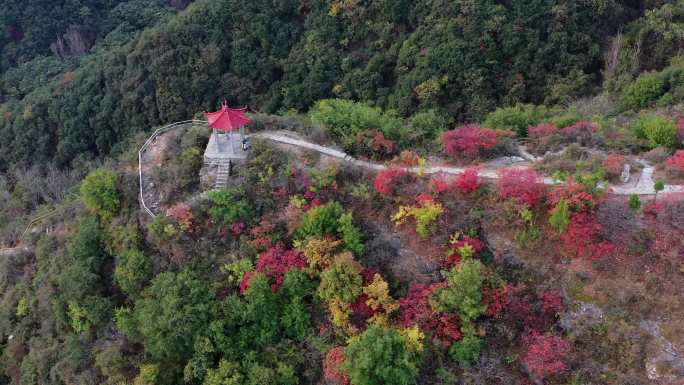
363, 273, 399, 327
392, 200, 444, 239
329, 299, 358, 335
301, 236, 342, 277
401, 326, 425, 353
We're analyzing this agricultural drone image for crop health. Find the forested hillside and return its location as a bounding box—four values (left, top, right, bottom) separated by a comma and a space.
4, 1, 684, 385
0, 0, 650, 168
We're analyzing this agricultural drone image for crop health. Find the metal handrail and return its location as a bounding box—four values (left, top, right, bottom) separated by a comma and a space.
138, 120, 208, 218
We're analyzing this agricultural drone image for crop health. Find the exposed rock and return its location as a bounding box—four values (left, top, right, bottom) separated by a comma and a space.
641, 320, 684, 382
620, 163, 631, 183
559, 301, 605, 331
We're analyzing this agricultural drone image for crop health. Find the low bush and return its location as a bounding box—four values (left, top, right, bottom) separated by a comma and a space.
497, 169, 545, 207
407, 110, 448, 147
666, 150, 684, 173
208, 188, 255, 227
602, 154, 626, 180
296, 201, 363, 255
621, 72, 665, 110
309, 99, 406, 150
441, 126, 499, 159
483, 104, 549, 137
373, 168, 409, 197
631, 114, 678, 149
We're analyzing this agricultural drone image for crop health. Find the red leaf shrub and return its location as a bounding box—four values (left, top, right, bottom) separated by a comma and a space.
441, 125, 499, 158
483, 286, 510, 319
445, 235, 485, 267
323, 347, 350, 385
397, 150, 422, 166
166, 202, 193, 229
399, 282, 446, 330
431, 176, 451, 194
250, 245, 306, 292
373, 168, 409, 196
371, 132, 396, 156
453, 167, 480, 195
522, 334, 570, 380
497, 168, 544, 206
239, 271, 256, 295
541, 292, 564, 317
528, 123, 557, 138
603, 154, 626, 178
436, 314, 463, 342
547, 178, 596, 212
230, 222, 245, 236
561, 121, 596, 137
561, 212, 615, 259
507, 291, 544, 332
416, 192, 435, 204
666, 150, 684, 172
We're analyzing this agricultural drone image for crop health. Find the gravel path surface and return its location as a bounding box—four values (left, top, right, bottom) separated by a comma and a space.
254, 132, 684, 196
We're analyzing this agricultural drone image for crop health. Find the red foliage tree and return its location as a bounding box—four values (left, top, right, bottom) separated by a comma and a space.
431, 176, 451, 194
239, 271, 257, 295
371, 132, 397, 156
445, 235, 485, 267
561, 212, 615, 260
166, 202, 193, 229
561, 121, 597, 137
666, 150, 684, 173
230, 222, 245, 236
483, 286, 510, 319
522, 334, 571, 380
453, 167, 480, 195
528, 123, 557, 138
547, 178, 596, 212
373, 168, 408, 197
541, 291, 564, 317
241, 245, 306, 293
497, 168, 544, 206
441, 125, 499, 158
603, 154, 626, 178
323, 347, 350, 385
435, 314, 463, 341
399, 282, 444, 328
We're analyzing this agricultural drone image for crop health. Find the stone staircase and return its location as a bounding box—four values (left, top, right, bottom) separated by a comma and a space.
214, 161, 231, 189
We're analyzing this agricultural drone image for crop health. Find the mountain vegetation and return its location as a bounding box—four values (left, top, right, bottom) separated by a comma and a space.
2, 1, 684, 385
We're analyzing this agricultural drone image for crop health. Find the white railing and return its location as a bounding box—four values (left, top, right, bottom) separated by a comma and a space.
138, 120, 207, 217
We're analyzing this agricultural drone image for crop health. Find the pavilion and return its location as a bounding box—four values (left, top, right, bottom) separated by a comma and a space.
203, 102, 251, 165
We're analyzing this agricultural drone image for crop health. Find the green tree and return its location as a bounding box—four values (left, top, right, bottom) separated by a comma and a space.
631, 114, 678, 149
114, 248, 152, 296
449, 330, 483, 367
343, 326, 422, 385
318, 253, 363, 305
621, 73, 665, 110
120, 269, 216, 362
208, 188, 255, 226
297, 201, 364, 255
80, 169, 120, 219
549, 199, 570, 233
628, 194, 641, 211
654, 180, 665, 202
431, 259, 485, 323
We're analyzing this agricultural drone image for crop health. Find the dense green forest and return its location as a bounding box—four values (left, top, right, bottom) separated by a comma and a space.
3, 1, 684, 385
0, 0, 658, 168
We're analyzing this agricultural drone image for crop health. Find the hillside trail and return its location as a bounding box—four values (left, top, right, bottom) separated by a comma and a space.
253, 131, 684, 196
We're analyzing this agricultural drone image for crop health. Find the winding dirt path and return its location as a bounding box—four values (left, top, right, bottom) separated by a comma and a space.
138, 123, 684, 217
253, 132, 684, 196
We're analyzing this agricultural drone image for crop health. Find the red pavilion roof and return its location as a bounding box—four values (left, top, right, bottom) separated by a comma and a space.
204, 103, 251, 132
